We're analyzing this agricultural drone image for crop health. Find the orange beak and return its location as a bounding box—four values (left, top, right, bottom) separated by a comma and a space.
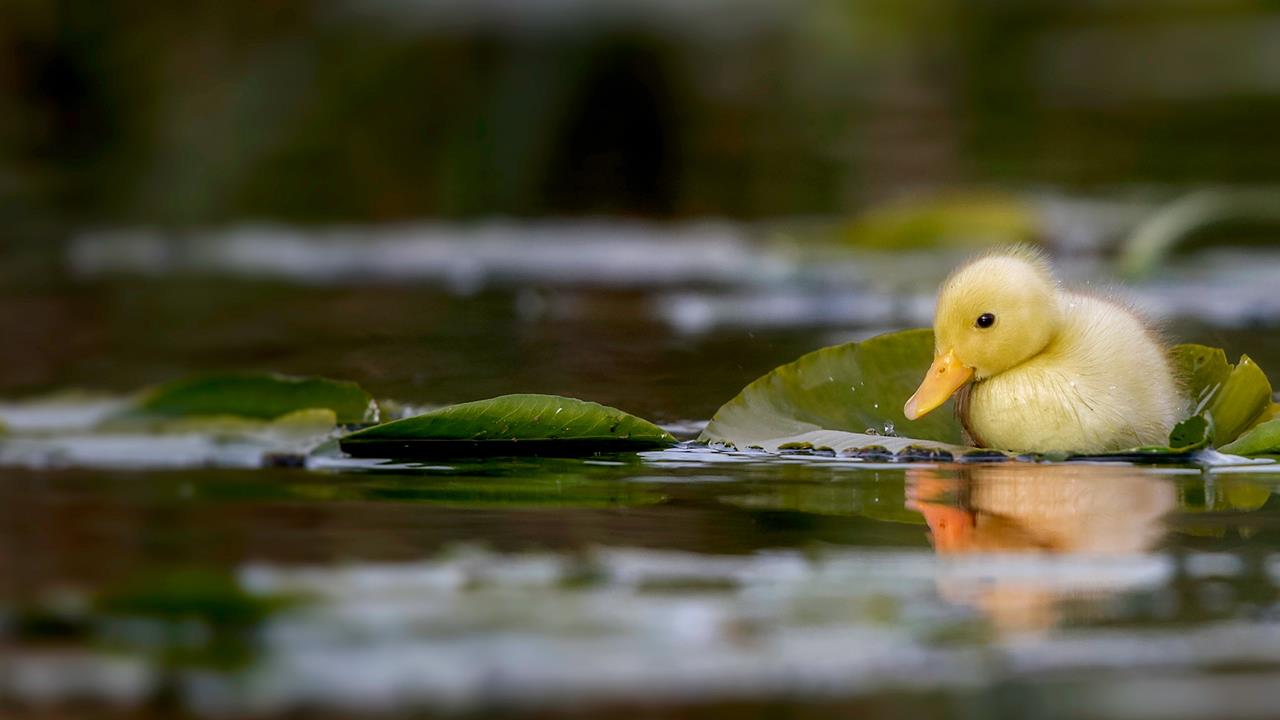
904, 349, 974, 420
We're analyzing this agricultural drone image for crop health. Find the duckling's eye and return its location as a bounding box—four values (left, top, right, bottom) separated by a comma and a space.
975, 313, 996, 329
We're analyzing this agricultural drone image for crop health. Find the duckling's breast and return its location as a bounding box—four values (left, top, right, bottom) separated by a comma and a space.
965, 294, 1183, 454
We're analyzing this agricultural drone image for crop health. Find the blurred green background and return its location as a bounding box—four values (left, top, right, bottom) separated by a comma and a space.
6, 0, 1280, 231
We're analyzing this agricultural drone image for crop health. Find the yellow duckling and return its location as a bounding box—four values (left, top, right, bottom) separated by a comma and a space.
904, 248, 1183, 453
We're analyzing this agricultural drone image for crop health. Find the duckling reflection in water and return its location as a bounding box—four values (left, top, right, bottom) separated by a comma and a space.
908, 464, 1174, 633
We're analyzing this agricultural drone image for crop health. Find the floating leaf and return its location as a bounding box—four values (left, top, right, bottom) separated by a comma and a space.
126, 373, 376, 424
340, 394, 675, 458
699, 329, 964, 457
701, 329, 1278, 460
1170, 344, 1231, 414
1169, 345, 1274, 448
1207, 355, 1273, 446
840, 193, 1040, 250
1166, 414, 1212, 452
1220, 419, 1280, 457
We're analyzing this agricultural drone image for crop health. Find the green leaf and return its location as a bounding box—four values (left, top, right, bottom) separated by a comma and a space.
1220, 419, 1280, 456
1169, 345, 1273, 448
126, 373, 376, 424
340, 394, 675, 458
1167, 414, 1212, 452
1208, 355, 1273, 446
699, 329, 1276, 460
1170, 344, 1231, 414
699, 329, 965, 456
840, 193, 1040, 250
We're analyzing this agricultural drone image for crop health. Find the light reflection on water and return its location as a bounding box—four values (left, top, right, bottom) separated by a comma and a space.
5, 451, 1280, 717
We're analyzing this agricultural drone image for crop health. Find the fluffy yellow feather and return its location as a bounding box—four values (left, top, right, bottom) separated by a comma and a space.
904, 248, 1184, 454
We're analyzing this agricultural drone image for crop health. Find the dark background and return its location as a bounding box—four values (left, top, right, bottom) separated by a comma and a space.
5, 0, 1280, 231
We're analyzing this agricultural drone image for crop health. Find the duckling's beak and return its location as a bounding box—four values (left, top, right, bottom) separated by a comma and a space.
904, 349, 974, 420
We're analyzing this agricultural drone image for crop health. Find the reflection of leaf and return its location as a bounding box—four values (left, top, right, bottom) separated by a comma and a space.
95, 570, 301, 669
290, 474, 666, 509
699, 330, 964, 456
721, 478, 924, 524
1176, 477, 1274, 513
1221, 477, 1273, 511
124, 373, 376, 424
341, 394, 675, 458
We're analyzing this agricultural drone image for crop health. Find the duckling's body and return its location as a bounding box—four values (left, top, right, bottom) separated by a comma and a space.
965, 292, 1181, 453
905, 249, 1184, 454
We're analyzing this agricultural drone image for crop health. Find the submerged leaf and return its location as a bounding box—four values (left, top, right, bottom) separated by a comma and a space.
127, 373, 376, 424
699, 329, 964, 457
340, 394, 675, 458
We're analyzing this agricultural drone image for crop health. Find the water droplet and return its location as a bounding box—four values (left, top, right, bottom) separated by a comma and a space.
873, 403, 879, 409
882, 421, 896, 436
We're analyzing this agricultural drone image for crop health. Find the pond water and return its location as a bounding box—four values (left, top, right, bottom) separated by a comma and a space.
3, 225, 1280, 719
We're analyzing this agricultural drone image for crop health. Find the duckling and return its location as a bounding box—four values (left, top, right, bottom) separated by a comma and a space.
903, 247, 1184, 454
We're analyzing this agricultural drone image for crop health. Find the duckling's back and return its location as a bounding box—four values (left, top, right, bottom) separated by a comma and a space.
967, 292, 1184, 454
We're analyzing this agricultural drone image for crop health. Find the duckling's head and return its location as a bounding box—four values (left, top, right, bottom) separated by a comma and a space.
905, 249, 1061, 420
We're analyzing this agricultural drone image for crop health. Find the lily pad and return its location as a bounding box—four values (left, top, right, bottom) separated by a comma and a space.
701, 329, 1278, 460
840, 193, 1040, 250
699, 329, 965, 457
1207, 356, 1273, 446
1220, 419, 1280, 457
1170, 346, 1273, 446
1166, 414, 1213, 452
1171, 344, 1232, 414
125, 373, 376, 424
340, 394, 676, 458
